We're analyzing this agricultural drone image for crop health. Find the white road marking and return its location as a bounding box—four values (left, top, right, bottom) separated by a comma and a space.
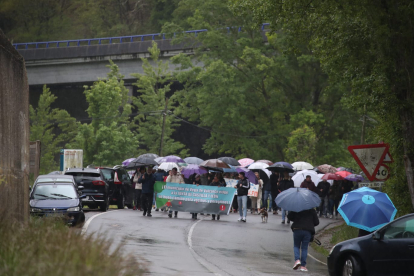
81, 210, 120, 235
308, 253, 327, 266
187, 218, 230, 276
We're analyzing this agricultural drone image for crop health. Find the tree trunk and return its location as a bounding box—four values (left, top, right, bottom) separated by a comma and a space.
402, 107, 414, 210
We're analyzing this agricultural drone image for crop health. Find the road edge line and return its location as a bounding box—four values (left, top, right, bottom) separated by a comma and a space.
81, 210, 120, 235
187, 218, 230, 276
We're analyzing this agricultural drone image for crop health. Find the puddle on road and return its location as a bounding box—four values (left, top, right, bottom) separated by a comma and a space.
122, 236, 179, 246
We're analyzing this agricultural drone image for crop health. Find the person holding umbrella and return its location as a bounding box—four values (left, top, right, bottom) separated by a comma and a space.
210, 175, 226, 220
166, 167, 184, 218
191, 174, 201, 220
234, 172, 250, 222
132, 167, 145, 210
275, 187, 321, 272
288, 208, 319, 272
270, 171, 280, 214
300, 175, 316, 192
138, 166, 156, 217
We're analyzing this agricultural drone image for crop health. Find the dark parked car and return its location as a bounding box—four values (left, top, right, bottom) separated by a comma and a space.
327, 213, 414, 276
100, 166, 134, 209
29, 175, 85, 226
64, 168, 110, 211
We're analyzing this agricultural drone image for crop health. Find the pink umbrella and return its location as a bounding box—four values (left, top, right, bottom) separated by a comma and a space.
322, 173, 344, 181
238, 158, 254, 167
317, 164, 337, 174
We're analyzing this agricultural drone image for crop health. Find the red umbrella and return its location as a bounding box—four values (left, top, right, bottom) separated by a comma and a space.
256, 160, 274, 166
322, 173, 344, 181
335, 171, 352, 178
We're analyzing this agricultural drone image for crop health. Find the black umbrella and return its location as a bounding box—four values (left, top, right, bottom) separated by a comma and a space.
267, 163, 295, 173
218, 157, 241, 166
125, 155, 158, 169
138, 153, 159, 159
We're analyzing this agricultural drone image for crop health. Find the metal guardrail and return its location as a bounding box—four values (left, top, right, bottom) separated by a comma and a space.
13, 23, 270, 50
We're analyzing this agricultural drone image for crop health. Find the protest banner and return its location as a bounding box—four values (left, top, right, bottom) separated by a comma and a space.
224, 178, 238, 195
154, 181, 169, 210
248, 184, 259, 197
157, 182, 236, 215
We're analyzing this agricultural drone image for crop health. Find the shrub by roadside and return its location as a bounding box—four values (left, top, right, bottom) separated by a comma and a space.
0, 215, 146, 276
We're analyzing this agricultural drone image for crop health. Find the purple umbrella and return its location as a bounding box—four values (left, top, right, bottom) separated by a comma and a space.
122, 158, 136, 166
181, 164, 208, 178
235, 167, 258, 184
159, 155, 185, 163
345, 174, 366, 182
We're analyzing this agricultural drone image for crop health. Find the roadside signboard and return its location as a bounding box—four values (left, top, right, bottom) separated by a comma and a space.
348, 143, 390, 181
358, 181, 385, 188
60, 149, 83, 171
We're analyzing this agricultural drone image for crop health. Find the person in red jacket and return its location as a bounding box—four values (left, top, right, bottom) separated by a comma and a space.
300, 175, 316, 192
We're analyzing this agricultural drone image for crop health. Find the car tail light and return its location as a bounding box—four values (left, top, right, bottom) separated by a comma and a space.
92, 180, 105, 186
114, 172, 122, 184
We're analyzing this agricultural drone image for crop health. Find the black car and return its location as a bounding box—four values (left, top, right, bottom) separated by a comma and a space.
99, 166, 134, 209
29, 176, 85, 226
327, 213, 414, 276
64, 168, 110, 211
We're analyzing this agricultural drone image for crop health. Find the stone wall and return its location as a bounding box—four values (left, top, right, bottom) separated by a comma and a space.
0, 29, 29, 222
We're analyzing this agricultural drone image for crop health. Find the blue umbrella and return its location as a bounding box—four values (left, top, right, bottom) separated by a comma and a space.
275, 188, 321, 212
222, 165, 238, 173
338, 187, 397, 232
122, 158, 135, 166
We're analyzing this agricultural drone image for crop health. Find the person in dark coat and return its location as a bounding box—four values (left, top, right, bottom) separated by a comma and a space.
279, 172, 294, 223
209, 176, 226, 220
288, 209, 319, 272
300, 176, 316, 192
270, 172, 280, 214
330, 180, 343, 219
316, 180, 331, 218
138, 167, 156, 217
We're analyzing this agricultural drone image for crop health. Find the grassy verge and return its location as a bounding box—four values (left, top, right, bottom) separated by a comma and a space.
311, 223, 359, 257
0, 215, 146, 276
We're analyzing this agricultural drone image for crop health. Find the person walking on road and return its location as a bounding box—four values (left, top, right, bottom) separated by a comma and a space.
330, 180, 343, 219
262, 176, 272, 212
166, 167, 184, 218
270, 171, 279, 214
191, 174, 201, 220
300, 175, 316, 192
132, 167, 145, 210
279, 172, 294, 224
288, 208, 319, 272
209, 176, 226, 220
316, 179, 331, 218
139, 167, 156, 217
234, 172, 250, 222
250, 172, 262, 215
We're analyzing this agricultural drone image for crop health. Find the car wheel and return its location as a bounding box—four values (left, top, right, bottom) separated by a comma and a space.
117, 193, 125, 209
342, 255, 364, 276
100, 196, 109, 212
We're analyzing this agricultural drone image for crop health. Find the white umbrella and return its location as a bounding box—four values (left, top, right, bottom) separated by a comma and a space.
158, 162, 179, 171
292, 170, 321, 187
317, 173, 333, 186
247, 162, 271, 178
292, 161, 314, 171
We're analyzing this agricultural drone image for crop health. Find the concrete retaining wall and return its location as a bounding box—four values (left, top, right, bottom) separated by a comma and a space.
0, 29, 29, 222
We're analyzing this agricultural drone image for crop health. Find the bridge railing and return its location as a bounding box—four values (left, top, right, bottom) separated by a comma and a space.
13, 23, 270, 50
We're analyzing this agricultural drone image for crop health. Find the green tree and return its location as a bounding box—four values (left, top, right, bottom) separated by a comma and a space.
69, 61, 138, 166
232, 0, 414, 212
131, 41, 188, 157
30, 85, 78, 174
166, 0, 360, 163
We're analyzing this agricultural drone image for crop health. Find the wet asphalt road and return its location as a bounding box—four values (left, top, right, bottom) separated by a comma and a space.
84, 209, 333, 276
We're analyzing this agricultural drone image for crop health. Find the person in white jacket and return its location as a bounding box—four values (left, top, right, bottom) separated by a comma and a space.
166, 167, 184, 218
250, 172, 263, 214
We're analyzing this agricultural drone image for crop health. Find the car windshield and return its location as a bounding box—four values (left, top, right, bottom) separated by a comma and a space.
37, 178, 73, 183
32, 184, 77, 200
65, 172, 100, 182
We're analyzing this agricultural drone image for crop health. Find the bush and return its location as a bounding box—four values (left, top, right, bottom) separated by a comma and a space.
0, 215, 146, 276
